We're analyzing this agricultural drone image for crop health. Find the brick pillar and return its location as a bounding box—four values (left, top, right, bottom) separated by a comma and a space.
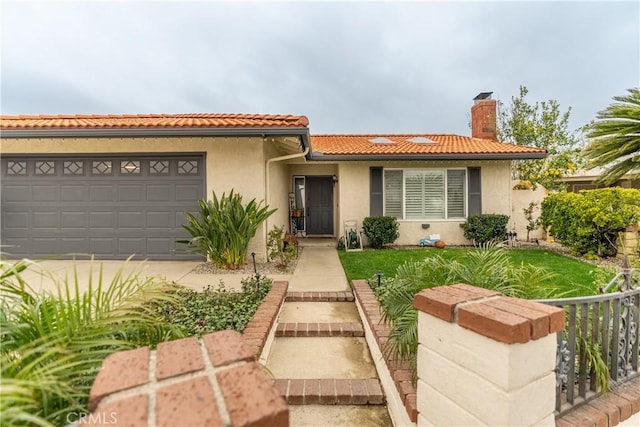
82, 330, 287, 427
413, 284, 564, 427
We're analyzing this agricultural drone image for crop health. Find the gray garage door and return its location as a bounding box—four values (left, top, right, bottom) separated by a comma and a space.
1, 155, 205, 260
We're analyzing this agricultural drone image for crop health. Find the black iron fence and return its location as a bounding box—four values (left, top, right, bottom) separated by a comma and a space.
537, 263, 639, 415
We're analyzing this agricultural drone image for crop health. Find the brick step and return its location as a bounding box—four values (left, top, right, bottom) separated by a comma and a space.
275, 322, 364, 337
286, 291, 354, 302
273, 378, 385, 406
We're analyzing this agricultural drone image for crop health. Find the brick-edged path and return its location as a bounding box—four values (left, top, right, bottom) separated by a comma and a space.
273, 379, 385, 405
275, 322, 364, 337
353, 280, 418, 423
286, 291, 355, 302
270, 290, 386, 406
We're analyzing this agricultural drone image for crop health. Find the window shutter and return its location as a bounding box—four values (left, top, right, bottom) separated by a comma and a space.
468, 167, 482, 215
370, 167, 383, 216
383, 170, 403, 218
404, 170, 424, 219
447, 169, 466, 218
423, 170, 445, 219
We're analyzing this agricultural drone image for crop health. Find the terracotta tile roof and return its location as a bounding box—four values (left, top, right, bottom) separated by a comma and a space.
310, 134, 547, 156
0, 113, 309, 130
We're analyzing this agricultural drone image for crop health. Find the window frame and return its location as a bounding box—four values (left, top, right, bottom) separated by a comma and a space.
383, 167, 468, 221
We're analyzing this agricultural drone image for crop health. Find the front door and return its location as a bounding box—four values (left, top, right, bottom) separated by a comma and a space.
305, 176, 334, 235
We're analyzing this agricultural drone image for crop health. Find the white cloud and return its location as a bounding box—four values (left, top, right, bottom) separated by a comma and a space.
2, 1, 638, 135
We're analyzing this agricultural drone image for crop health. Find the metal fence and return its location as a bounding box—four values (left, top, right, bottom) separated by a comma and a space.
537, 263, 639, 415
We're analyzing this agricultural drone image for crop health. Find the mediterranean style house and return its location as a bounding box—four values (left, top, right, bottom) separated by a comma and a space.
0, 94, 546, 261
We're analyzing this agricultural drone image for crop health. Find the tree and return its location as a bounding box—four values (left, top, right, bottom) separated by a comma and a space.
497, 86, 583, 190
583, 88, 640, 185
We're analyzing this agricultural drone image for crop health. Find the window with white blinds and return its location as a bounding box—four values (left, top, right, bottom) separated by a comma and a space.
383, 168, 466, 219
384, 170, 403, 218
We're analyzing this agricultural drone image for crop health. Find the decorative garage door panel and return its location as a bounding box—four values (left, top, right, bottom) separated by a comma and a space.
1, 156, 205, 260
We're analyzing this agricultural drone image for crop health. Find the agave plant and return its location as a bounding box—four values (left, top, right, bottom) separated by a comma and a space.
0, 258, 183, 427
178, 190, 276, 269
380, 243, 561, 380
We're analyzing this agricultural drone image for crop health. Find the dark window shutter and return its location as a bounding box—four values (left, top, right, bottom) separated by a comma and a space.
468, 167, 482, 216
370, 167, 383, 216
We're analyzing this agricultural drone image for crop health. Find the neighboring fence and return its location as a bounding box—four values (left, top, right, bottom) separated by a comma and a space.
537, 263, 639, 415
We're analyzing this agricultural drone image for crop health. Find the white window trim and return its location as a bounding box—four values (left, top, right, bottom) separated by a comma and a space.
383, 167, 467, 220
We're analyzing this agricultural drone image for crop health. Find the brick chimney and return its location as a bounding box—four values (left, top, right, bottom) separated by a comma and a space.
471, 92, 497, 140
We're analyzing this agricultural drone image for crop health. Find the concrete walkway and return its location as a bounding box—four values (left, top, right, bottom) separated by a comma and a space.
265, 246, 392, 427
13, 258, 290, 294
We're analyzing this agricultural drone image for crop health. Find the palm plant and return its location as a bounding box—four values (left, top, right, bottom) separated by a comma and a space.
584, 88, 640, 185
0, 258, 183, 427
379, 243, 560, 380
178, 190, 276, 269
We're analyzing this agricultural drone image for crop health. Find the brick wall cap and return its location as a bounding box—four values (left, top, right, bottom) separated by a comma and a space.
204, 330, 255, 367
458, 302, 531, 344
414, 284, 564, 343
156, 336, 204, 380
413, 283, 500, 322
89, 346, 150, 411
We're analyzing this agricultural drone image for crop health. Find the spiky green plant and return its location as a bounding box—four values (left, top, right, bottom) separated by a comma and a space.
379, 243, 560, 380
178, 190, 276, 269
0, 258, 183, 427
584, 88, 640, 185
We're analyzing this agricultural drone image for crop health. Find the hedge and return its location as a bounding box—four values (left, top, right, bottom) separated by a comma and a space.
540, 188, 640, 256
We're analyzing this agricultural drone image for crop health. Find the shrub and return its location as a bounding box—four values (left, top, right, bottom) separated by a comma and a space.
151, 276, 272, 336
375, 243, 558, 383
462, 214, 509, 244
178, 190, 276, 269
362, 216, 399, 249
541, 188, 640, 256
0, 258, 182, 427
266, 225, 298, 269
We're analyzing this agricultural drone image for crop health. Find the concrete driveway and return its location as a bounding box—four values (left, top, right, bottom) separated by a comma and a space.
5, 258, 290, 294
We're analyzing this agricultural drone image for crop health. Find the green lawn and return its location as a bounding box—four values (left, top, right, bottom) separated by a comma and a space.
338, 247, 612, 297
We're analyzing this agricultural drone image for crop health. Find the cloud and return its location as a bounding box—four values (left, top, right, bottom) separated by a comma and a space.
1, 1, 638, 135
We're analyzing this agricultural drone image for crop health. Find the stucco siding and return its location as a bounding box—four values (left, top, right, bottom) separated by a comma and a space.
336, 162, 370, 238
480, 161, 511, 216
334, 160, 513, 246
264, 142, 293, 249
2, 136, 270, 259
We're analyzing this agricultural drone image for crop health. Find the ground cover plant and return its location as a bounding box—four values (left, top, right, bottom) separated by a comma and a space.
0, 259, 183, 427
339, 247, 607, 296
150, 275, 272, 336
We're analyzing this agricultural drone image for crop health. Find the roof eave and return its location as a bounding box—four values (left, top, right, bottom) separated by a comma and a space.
308, 152, 547, 161
1, 126, 312, 154
0, 126, 307, 137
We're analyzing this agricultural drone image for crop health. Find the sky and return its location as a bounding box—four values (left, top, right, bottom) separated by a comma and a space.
1, 1, 639, 136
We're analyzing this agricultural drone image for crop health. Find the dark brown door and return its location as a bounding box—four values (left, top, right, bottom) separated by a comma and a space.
305, 176, 333, 235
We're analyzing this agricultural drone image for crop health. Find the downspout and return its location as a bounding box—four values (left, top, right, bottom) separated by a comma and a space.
263, 142, 310, 260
